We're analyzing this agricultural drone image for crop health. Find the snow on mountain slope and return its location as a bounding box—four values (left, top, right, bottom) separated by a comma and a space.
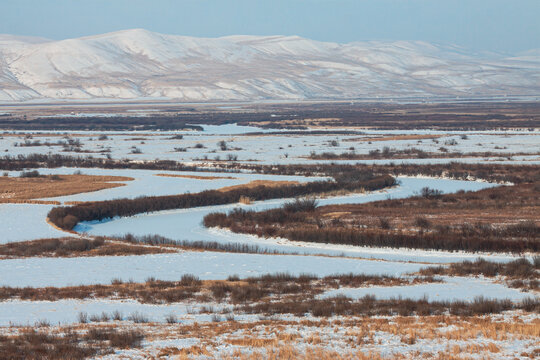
0, 29, 538, 102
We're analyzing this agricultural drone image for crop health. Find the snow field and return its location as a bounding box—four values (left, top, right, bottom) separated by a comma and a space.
2, 126, 539, 164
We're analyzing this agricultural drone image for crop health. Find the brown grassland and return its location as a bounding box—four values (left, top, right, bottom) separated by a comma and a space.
0, 326, 143, 360
204, 182, 539, 253
1, 103, 539, 359
246, 101, 540, 129
0, 237, 174, 259
4, 101, 540, 130
2, 314, 538, 359
156, 315, 540, 359
0, 174, 133, 203
0, 269, 536, 318
418, 258, 540, 291
316, 182, 539, 229
217, 180, 300, 192
0, 272, 429, 304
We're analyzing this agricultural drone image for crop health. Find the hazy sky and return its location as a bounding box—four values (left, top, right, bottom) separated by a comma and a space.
1, 0, 539, 54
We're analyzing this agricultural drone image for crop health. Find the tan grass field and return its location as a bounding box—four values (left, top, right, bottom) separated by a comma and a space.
0, 174, 133, 203
11, 314, 533, 359
149, 315, 540, 359
218, 180, 299, 192
318, 182, 540, 230
0, 237, 175, 259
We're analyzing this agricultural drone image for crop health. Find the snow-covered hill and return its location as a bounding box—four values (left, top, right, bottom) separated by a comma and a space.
0, 29, 538, 102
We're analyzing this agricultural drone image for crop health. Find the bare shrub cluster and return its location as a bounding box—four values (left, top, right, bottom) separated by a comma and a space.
0, 237, 105, 258
0, 328, 143, 360
3, 102, 539, 131
204, 182, 540, 253
241, 295, 539, 318
308, 148, 534, 160
2, 153, 537, 185
203, 210, 538, 254
420, 258, 540, 290
48, 173, 395, 230
0, 272, 430, 305
119, 233, 286, 255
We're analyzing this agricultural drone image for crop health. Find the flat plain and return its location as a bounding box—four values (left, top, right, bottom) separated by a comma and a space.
0, 102, 538, 359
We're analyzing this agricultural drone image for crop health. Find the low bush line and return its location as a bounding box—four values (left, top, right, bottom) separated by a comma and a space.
47, 173, 395, 230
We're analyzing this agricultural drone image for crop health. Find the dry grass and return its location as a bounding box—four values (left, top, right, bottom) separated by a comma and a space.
10, 314, 535, 359
218, 180, 300, 192
248, 102, 540, 130
0, 326, 143, 359
0, 272, 431, 304
207, 182, 539, 253
155, 173, 237, 180
419, 258, 539, 291
0, 237, 175, 259
0, 174, 133, 202
0, 199, 60, 205
180, 315, 539, 359
238, 195, 253, 204
319, 183, 540, 229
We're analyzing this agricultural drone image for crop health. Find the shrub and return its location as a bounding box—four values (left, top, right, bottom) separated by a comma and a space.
19, 170, 40, 178
420, 187, 443, 198
239, 195, 252, 204
210, 283, 231, 301
48, 173, 394, 230
180, 274, 201, 286
379, 217, 391, 229
533, 256, 540, 269
218, 140, 228, 151
60, 215, 80, 230
127, 312, 149, 323
0, 329, 98, 359
87, 329, 144, 348
165, 313, 178, 324
112, 310, 123, 321
77, 312, 88, 324
283, 198, 318, 213
414, 217, 432, 229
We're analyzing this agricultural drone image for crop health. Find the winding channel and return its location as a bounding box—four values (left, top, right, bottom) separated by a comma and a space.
0, 175, 536, 326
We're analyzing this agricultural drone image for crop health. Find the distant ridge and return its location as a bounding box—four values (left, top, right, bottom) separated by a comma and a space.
0, 29, 539, 102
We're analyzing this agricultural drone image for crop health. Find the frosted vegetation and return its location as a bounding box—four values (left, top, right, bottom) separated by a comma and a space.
0, 123, 537, 342
2, 125, 539, 165
77, 177, 501, 263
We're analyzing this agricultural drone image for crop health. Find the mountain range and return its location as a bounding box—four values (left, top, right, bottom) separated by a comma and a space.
0, 29, 538, 103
